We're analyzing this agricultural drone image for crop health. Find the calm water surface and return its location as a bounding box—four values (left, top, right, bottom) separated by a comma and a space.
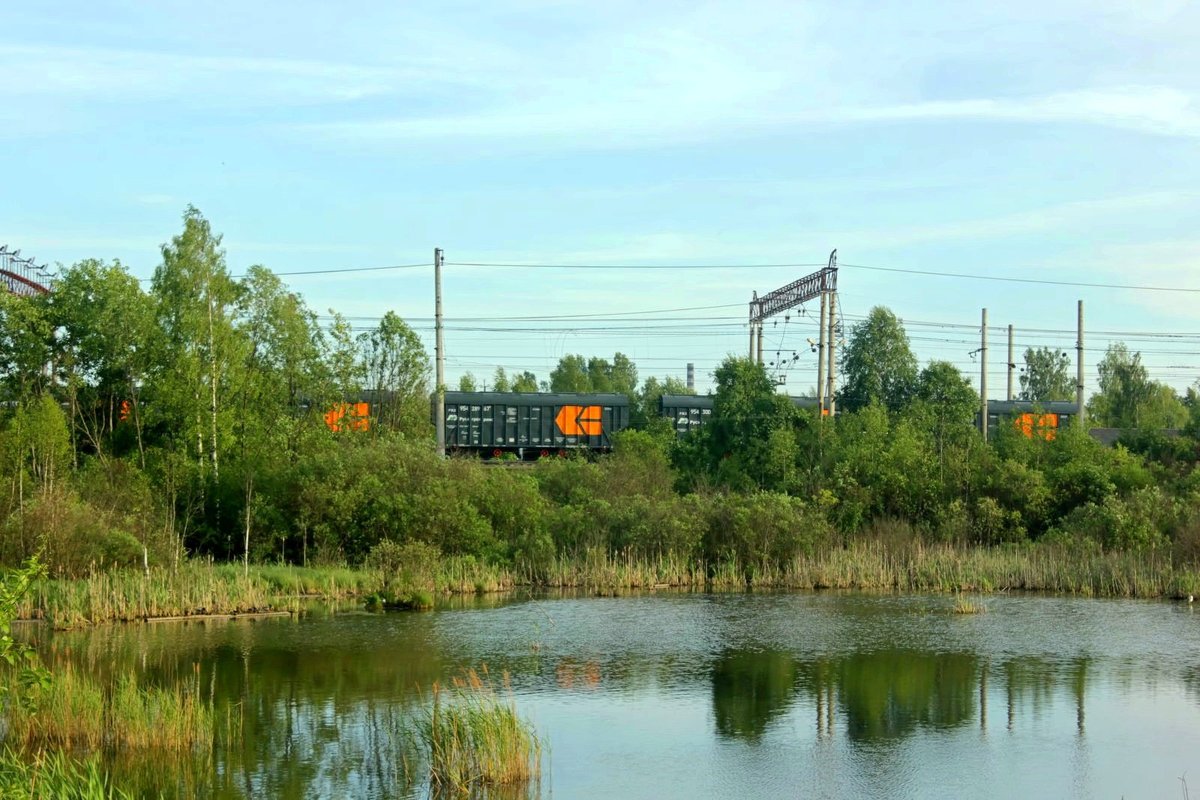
41, 591, 1200, 798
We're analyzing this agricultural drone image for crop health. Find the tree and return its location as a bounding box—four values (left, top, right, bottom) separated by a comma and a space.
234, 266, 327, 570
699, 357, 799, 490
637, 375, 692, 426
51, 259, 157, 467
512, 371, 538, 392
1087, 343, 1184, 429
912, 360, 979, 466
1019, 347, 1073, 402
326, 311, 364, 400
459, 372, 477, 392
150, 207, 244, 485
550, 355, 590, 392
839, 306, 918, 412
358, 311, 431, 434
492, 367, 510, 392
0, 291, 54, 403
915, 361, 977, 424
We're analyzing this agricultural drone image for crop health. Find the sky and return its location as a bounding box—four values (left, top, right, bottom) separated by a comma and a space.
2, 0, 1199, 396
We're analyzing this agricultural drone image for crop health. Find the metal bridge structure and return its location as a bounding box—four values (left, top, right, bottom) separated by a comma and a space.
1, 245, 53, 296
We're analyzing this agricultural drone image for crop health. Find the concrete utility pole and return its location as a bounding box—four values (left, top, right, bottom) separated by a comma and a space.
980, 308, 989, 440
434, 248, 446, 457
757, 325, 764, 366
1007, 324, 1015, 401
817, 289, 827, 412
1077, 300, 1085, 427
686, 363, 695, 392
826, 291, 837, 416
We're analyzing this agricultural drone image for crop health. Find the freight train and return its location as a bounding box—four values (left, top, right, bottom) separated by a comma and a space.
434, 391, 821, 459
417, 393, 1082, 459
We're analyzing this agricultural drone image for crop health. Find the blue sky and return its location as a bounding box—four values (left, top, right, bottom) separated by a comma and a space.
3, 1, 1199, 395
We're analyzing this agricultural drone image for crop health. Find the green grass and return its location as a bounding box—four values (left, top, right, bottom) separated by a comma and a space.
0, 748, 131, 800
419, 667, 541, 793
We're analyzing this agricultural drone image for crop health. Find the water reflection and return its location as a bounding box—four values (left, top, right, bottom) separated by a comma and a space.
28, 593, 1200, 800
711, 649, 797, 740
710, 649, 1094, 744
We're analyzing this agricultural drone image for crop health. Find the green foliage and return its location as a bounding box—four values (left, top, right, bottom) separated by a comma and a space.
5, 208, 1200, 591
701, 492, 831, 578
359, 311, 431, 435
511, 371, 539, 392
839, 306, 918, 412
0, 558, 51, 715
0, 747, 131, 800
1019, 347, 1074, 402
549, 354, 590, 392
1089, 342, 1186, 429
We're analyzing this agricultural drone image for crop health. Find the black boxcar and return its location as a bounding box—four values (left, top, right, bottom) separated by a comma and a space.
439, 391, 630, 458
659, 394, 714, 436
659, 394, 820, 437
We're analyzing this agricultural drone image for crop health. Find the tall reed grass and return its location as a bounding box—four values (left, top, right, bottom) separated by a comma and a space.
5, 664, 217, 752
419, 667, 541, 793
16, 541, 1199, 630
0, 747, 131, 800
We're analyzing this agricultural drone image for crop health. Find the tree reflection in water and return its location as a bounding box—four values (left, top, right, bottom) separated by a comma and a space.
712, 649, 1092, 744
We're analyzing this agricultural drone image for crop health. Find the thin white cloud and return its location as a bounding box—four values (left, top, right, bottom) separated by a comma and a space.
0, 44, 469, 107
830, 87, 1200, 139
297, 84, 1200, 150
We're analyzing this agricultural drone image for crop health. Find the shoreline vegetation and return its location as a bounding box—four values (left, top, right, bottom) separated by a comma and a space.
3, 211, 1199, 636
16, 542, 1198, 629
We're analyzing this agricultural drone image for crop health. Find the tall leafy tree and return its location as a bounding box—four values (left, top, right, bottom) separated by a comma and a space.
512, 371, 538, 392
700, 357, 799, 490
51, 259, 157, 466
150, 207, 244, 484
0, 292, 54, 403
912, 360, 979, 466
325, 311, 364, 401
492, 367, 510, 392
358, 311, 430, 434
1087, 343, 1185, 429
1019, 347, 1073, 402
458, 373, 478, 392
637, 375, 692, 426
234, 266, 327, 569
839, 306, 918, 412
550, 355, 590, 392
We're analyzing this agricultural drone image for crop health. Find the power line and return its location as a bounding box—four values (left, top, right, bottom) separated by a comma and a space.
138, 262, 431, 282
837, 263, 1200, 293
444, 258, 1200, 292
446, 261, 827, 270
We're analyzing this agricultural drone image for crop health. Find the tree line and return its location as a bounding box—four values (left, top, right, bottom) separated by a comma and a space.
1, 210, 1198, 577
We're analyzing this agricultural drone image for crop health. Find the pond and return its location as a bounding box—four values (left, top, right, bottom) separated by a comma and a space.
36, 590, 1200, 798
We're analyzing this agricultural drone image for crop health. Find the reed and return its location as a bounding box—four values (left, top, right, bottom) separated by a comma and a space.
18, 563, 378, 629
419, 667, 541, 793
5, 664, 214, 752
17, 541, 1200, 630
0, 747, 132, 800
952, 593, 986, 614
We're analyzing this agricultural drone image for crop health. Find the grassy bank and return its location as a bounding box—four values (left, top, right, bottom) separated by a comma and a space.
17, 558, 515, 628
14, 543, 1199, 629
